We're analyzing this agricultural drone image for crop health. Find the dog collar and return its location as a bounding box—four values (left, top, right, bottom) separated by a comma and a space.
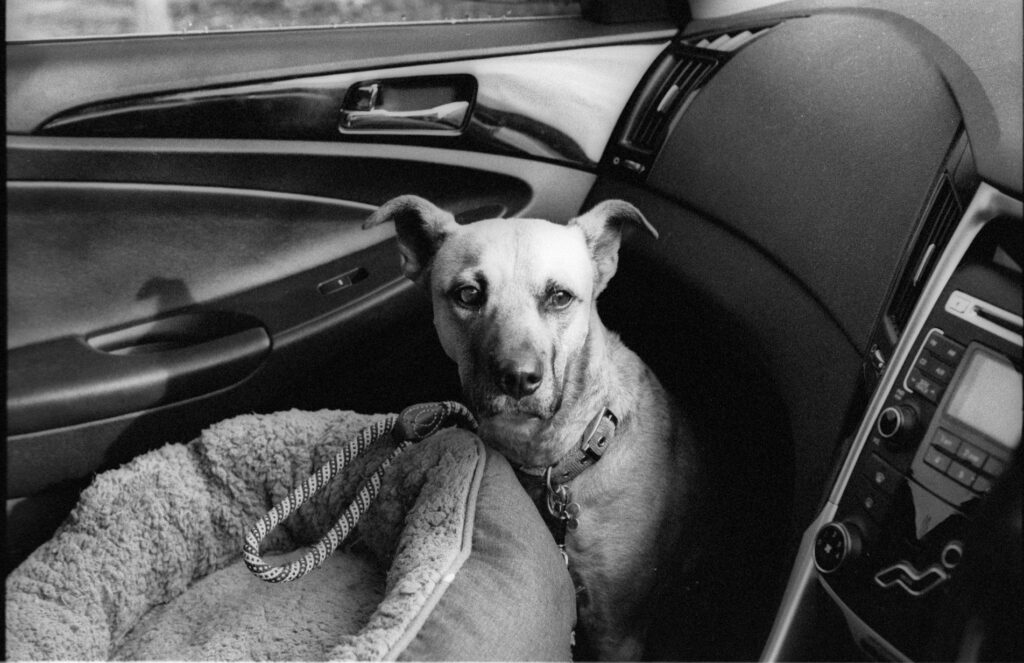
519, 407, 618, 486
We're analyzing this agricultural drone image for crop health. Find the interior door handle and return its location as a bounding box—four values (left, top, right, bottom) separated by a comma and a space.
7, 313, 270, 435
340, 100, 470, 134
338, 75, 476, 136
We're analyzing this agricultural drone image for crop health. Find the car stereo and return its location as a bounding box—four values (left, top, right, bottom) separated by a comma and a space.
760, 185, 1023, 663
810, 233, 1022, 659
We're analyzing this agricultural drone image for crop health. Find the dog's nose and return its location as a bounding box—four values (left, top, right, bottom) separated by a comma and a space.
496, 358, 544, 398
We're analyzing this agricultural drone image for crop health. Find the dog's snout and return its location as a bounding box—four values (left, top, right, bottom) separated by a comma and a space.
496, 358, 544, 398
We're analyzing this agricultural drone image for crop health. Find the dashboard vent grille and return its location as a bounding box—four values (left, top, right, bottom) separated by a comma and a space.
888, 175, 962, 332
608, 22, 777, 178
626, 52, 720, 151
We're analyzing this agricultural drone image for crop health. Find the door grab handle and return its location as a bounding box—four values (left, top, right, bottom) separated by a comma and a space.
338, 75, 476, 136
8, 316, 270, 435
339, 101, 470, 135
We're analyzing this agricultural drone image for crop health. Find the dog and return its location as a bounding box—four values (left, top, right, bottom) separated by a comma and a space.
365, 196, 705, 660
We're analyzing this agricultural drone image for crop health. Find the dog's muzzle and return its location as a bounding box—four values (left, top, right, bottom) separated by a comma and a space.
494, 356, 544, 399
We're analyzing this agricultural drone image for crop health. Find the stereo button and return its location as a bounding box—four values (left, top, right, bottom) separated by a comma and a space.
864, 453, 902, 494
860, 492, 887, 521
955, 443, 987, 470
851, 476, 891, 523
972, 475, 993, 494
924, 447, 952, 473
907, 370, 943, 403
916, 352, 954, 383
925, 333, 965, 364
934, 429, 961, 454
947, 462, 978, 488
982, 456, 1006, 477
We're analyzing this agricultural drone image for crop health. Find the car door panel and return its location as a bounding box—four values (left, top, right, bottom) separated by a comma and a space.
5, 19, 675, 134
6, 143, 597, 497
6, 22, 619, 507
28, 44, 666, 171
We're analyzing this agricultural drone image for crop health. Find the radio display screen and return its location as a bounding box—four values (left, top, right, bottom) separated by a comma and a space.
947, 350, 1022, 450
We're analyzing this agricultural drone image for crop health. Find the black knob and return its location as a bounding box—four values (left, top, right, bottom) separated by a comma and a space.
877, 403, 920, 444
814, 521, 863, 574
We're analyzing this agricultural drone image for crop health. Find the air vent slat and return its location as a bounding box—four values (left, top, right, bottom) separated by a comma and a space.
690, 27, 771, 52
626, 55, 717, 151
719, 30, 757, 51
630, 57, 686, 147
887, 176, 962, 333
706, 34, 733, 50
672, 61, 707, 95
651, 59, 689, 113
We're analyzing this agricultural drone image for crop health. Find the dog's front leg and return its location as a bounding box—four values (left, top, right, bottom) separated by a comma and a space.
571, 560, 655, 661
574, 594, 648, 661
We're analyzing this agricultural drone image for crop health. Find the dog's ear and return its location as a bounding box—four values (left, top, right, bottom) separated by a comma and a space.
364, 195, 458, 283
568, 200, 658, 295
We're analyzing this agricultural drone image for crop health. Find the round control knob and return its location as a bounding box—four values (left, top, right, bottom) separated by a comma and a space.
814, 521, 863, 574
876, 403, 920, 442
941, 540, 964, 570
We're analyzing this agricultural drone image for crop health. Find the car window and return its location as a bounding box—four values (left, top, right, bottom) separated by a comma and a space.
6, 0, 581, 41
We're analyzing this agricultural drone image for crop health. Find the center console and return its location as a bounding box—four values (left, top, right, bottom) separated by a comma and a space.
763, 183, 1022, 662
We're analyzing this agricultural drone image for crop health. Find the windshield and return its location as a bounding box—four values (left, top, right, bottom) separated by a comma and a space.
6, 0, 581, 41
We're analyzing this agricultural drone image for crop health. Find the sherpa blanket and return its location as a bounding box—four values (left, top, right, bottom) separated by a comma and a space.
5, 409, 576, 661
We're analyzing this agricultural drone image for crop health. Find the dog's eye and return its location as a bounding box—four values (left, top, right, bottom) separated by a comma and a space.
546, 290, 575, 310
454, 285, 484, 308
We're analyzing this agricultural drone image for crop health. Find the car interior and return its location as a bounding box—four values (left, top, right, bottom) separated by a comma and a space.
6, 0, 1021, 660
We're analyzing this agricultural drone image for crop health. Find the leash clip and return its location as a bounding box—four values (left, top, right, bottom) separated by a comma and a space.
391, 401, 477, 445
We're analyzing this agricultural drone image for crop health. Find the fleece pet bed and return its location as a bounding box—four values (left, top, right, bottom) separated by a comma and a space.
6, 409, 576, 661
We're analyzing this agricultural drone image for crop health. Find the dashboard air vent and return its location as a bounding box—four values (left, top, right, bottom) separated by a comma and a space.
626, 52, 720, 152
607, 23, 778, 178
887, 175, 962, 333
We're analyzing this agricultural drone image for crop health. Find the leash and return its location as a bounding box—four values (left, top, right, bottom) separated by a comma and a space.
243, 401, 476, 583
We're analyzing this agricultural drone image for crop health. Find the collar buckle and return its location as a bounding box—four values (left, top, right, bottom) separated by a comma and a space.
581, 407, 618, 462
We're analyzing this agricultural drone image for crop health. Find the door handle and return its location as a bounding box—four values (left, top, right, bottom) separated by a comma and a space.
340, 100, 470, 134
7, 313, 270, 435
338, 75, 476, 136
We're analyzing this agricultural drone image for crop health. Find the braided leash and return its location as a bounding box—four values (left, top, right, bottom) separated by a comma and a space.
243, 401, 477, 583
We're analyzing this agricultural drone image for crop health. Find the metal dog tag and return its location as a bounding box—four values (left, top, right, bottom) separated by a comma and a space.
547, 484, 569, 519
544, 467, 583, 534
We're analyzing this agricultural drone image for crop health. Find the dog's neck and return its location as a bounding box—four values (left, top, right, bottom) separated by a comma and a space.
555, 314, 633, 451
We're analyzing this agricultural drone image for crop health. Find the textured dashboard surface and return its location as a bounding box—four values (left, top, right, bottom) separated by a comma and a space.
685, 0, 1022, 197
652, 12, 962, 352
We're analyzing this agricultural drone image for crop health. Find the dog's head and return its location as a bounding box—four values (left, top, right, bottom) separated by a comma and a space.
365, 196, 655, 464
